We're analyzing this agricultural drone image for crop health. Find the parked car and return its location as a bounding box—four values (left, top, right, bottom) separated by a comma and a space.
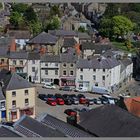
79, 98, 87, 104
86, 98, 94, 105
77, 94, 85, 99
63, 98, 73, 105
75, 87, 88, 92
47, 94, 56, 99
71, 97, 79, 105
62, 94, 70, 99
55, 93, 63, 99
64, 109, 77, 116
42, 83, 56, 89
93, 98, 102, 105
56, 98, 65, 105
38, 94, 47, 101
99, 97, 108, 104
47, 98, 57, 106
59, 86, 72, 91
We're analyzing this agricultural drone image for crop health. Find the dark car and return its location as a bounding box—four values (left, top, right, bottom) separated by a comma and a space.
93, 98, 102, 105
46, 94, 56, 100
55, 93, 63, 99
69, 94, 77, 98
59, 86, 72, 91
99, 97, 108, 104
62, 94, 70, 99
71, 97, 79, 105
38, 94, 47, 101
63, 98, 73, 105
86, 98, 94, 105
64, 109, 77, 116
77, 94, 85, 99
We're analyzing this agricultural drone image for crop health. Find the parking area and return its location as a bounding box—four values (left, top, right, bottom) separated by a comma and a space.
35, 85, 118, 122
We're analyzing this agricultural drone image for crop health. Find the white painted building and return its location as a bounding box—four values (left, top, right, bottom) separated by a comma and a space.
40, 55, 60, 85
27, 52, 41, 83
76, 57, 121, 92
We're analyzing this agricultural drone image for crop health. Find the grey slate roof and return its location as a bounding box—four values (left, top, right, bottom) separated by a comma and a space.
78, 105, 140, 137
120, 59, 133, 67
60, 53, 78, 63
9, 51, 28, 59
63, 38, 77, 47
0, 37, 14, 47
77, 32, 91, 40
13, 115, 65, 137
0, 126, 21, 137
48, 30, 77, 37
28, 52, 40, 60
0, 70, 34, 92
27, 31, 58, 45
39, 114, 92, 137
76, 57, 120, 69
7, 30, 31, 39
0, 87, 5, 101
0, 47, 9, 57
41, 55, 60, 62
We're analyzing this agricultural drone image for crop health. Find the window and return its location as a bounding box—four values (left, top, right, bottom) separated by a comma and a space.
45, 63, 48, 66
12, 100, 16, 107
25, 90, 29, 96
55, 70, 58, 75
93, 75, 96, 80
70, 63, 74, 67
13, 60, 16, 65
102, 76, 105, 80
1, 59, 4, 63
80, 68, 83, 72
1, 101, 5, 108
70, 71, 74, 76
93, 69, 96, 72
20, 60, 23, 65
32, 67, 35, 72
12, 91, 16, 97
63, 63, 66, 67
95, 83, 98, 86
63, 70, 66, 76
11, 111, 17, 120
32, 60, 35, 64
103, 69, 105, 72
55, 63, 58, 67
80, 75, 83, 80
25, 99, 29, 106
45, 70, 48, 75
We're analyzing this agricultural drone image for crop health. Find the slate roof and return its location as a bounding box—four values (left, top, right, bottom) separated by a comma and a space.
0, 87, 5, 101
76, 57, 120, 69
13, 115, 65, 137
41, 55, 60, 62
0, 47, 9, 57
28, 52, 40, 60
7, 30, 31, 39
81, 42, 114, 54
78, 105, 140, 137
9, 51, 28, 59
63, 38, 77, 47
38, 114, 92, 137
77, 32, 91, 40
27, 32, 58, 45
0, 70, 34, 92
48, 30, 77, 37
120, 59, 133, 67
60, 53, 78, 63
0, 37, 14, 47
0, 126, 21, 137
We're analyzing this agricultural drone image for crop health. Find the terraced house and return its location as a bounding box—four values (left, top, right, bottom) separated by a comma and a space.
0, 70, 35, 122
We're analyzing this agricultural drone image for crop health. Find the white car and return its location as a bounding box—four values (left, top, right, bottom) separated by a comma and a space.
42, 83, 56, 89
75, 87, 88, 92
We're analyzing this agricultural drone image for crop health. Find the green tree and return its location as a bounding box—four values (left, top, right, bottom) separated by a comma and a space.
11, 3, 29, 13
10, 11, 24, 27
45, 16, 61, 31
49, 5, 61, 17
78, 26, 86, 33
112, 15, 134, 38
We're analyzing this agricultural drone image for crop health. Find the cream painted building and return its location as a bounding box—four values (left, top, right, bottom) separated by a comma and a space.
0, 70, 35, 122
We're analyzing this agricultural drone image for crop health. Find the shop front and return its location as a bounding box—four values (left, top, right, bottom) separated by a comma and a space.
60, 77, 76, 87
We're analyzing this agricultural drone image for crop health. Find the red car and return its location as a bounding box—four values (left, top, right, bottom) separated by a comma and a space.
79, 98, 87, 104
64, 109, 77, 116
56, 98, 65, 105
47, 98, 57, 106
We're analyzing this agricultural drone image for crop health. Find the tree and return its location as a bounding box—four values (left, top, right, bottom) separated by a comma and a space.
10, 11, 24, 27
112, 15, 134, 39
99, 17, 113, 39
11, 3, 29, 13
44, 16, 61, 32
49, 5, 61, 17
78, 26, 86, 33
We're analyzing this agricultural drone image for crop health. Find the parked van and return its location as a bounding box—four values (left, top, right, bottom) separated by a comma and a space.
91, 86, 111, 95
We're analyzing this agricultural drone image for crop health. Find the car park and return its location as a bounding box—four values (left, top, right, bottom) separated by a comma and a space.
55, 93, 63, 99
71, 97, 79, 105
56, 98, 65, 105
63, 97, 73, 105
79, 98, 87, 104
93, 98, 102, 105
47, 98, 57, 106
77, 94, 85, 99
47, 94, 56, 99
64, 109, 77, 116
38, 94, 47, 101
86, 98, 94, 105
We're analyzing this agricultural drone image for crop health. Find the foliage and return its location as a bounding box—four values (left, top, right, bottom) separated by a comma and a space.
44, 16, 61, 31
49, 5, 61, 17
78, 26, 86, 33
11, 3, 29, 13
